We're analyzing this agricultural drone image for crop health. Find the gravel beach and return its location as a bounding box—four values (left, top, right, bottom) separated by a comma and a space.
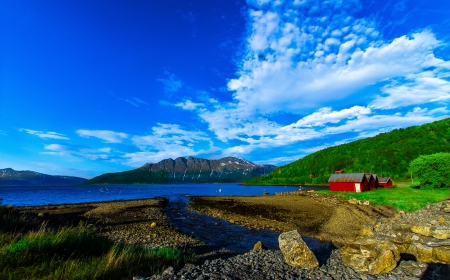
16, 198, 206, 250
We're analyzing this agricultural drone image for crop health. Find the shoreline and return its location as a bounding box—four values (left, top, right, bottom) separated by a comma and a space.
13, 192, 396, 246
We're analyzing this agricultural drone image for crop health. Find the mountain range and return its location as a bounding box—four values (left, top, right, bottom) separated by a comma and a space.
0, 168, 87, 186
82, 156, 276, 185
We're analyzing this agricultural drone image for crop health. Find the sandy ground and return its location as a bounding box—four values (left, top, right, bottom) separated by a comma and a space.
187, 192, 396, 244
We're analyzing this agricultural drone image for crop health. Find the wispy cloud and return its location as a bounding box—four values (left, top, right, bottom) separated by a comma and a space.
125, 99, 139, 107
76, 130, 128, 143
156, 70, 183, 94
132, 97, 149, 106
125, 97, 149, 108
43, 144, 113, 161
20, 129, 69, 140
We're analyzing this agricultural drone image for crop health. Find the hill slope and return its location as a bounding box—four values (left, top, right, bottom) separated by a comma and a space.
0, 168, 87, 186
83, 156, 276, 185
245, 118, 450, 185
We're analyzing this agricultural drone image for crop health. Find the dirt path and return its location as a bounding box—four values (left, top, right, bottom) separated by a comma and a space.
188, 193, 396, 243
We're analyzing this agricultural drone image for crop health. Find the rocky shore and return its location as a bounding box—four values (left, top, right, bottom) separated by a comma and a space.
14, 194, 450, 279
16, 198, 205, 250
143, 198, 450, 280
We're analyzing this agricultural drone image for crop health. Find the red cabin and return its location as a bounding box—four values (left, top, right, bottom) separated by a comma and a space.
378, 177, 393, 188
365, 174, 378, 190
328, 173, 370, 192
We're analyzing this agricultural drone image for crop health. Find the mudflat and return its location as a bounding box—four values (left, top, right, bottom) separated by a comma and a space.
187, 193, 396, 243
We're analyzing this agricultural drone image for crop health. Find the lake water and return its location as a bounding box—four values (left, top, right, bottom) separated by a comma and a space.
0, 184, 326, 253
0, 184, 314, 206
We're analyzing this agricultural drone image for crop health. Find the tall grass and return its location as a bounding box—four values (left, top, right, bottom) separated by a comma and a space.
318, 187, 449, 211
0, 205, 196, 280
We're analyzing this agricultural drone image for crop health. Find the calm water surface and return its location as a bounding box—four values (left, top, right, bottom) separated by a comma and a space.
0, 184, 312, 206
0, 184, 325, 252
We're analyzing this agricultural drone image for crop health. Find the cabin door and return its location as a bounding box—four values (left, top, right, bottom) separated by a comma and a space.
355, 183, 361, 193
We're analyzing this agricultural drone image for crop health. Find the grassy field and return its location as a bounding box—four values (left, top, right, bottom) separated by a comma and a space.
0, 205, 195, 280
317, 186, 449, 212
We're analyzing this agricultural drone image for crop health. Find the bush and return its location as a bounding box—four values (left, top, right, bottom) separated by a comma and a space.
409, 152, 450, 189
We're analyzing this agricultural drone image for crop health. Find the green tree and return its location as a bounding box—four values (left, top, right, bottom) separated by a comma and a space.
409, 152, 450, 189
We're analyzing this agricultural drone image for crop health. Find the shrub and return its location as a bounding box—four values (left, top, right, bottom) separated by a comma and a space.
409, 152, 450, 189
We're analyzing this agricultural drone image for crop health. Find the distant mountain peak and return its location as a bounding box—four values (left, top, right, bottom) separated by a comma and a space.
0, 168, 87, 186
84, 156, 276, 185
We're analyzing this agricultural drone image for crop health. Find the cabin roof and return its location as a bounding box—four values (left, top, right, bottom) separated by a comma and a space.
378, 177, 391, 183
328, 173, 366, 183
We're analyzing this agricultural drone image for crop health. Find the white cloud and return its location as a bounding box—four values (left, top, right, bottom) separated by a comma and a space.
123, 123, 214, 166
43, 144, 113, 160
253, 155, 302, 166
323, 110, 435, 135
76, 130, 128, 143
174, 100, 204, 111
370, 73, 450, 109
20, 129, 69, 140
291, 106, 371, 127
223, 0, 448, 117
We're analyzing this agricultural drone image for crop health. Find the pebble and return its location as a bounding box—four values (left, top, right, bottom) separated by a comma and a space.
140, 249, 449, 280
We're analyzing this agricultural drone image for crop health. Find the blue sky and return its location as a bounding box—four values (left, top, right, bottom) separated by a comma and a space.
1, 0, 450, 178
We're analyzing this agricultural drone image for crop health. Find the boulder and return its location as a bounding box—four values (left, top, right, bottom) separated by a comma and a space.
278, 230, 319, 269
340, 238, 400, 275
253, 241, 267, 251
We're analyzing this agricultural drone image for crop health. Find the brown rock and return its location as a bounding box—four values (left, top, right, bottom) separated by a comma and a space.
406, 243, 433, 263
359, 226, 374, 237
348, 198, 358, 205
253, 241, 267, 251
431, 226, 450, 239
340, 238, 400, 275
278, 230, 319, 269
433, 246, 450, 264
411, 224, 432, 237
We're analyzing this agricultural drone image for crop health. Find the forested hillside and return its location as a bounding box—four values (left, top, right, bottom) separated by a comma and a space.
245, 118, 450, 185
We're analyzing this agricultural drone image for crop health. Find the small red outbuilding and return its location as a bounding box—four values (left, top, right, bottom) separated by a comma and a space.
378, 177, 393, 188
328, 173, 370, 192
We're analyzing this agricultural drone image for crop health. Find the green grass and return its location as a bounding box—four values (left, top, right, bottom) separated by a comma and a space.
0, 204, 196, 280
317, 186, 450, 212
